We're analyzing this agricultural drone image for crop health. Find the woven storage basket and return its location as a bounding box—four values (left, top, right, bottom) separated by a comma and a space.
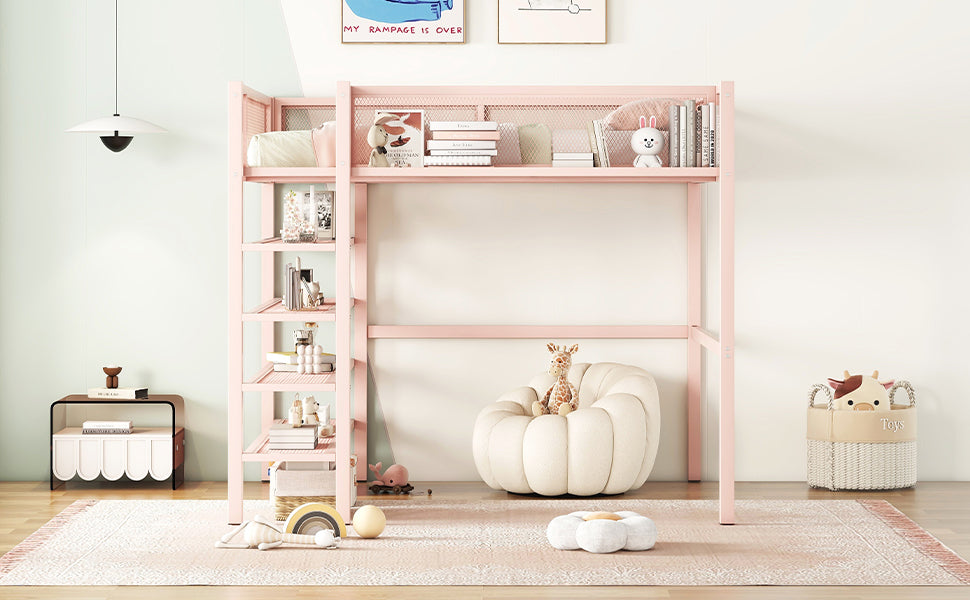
270, 457, 357, 521
807, 381, 916, 490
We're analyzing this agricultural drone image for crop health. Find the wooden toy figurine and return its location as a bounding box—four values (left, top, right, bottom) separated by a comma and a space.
532, 343, 580, 417
215, 515, 338, 551
367, 113, 398, 167
103, 366, 122, 389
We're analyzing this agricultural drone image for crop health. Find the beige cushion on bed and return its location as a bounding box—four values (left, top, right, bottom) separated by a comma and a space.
246, 130, 317, 167
472, 363, 661, 496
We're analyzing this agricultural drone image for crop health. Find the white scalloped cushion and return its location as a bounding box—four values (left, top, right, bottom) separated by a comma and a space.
546, 511, 657, 553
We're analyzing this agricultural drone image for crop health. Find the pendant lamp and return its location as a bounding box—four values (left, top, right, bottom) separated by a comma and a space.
66, 0, 165, 152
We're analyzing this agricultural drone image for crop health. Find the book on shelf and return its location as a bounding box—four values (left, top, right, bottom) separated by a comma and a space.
266, 441, 318, 450
81, 420, 132, 434
426, 140, 496, 151
553, 152, 594, 160
553, 161, 594, 168
585, 122, 601, 167
376, 110, 424, 167
668, 104, 680, 167
274, 363, 333, 373
700, 103, 711, 167
267, 351, 298, 364
429, 121, 497, 131
710, 104, 718, 167
269, 423, 318, 437
678, 106, 687, 168
423, 155, 492, 167
82, 427, 133, 435
684, 100, 696, 168
87, 387, 148, 399
430, 130, 501, 141
591, 120, 610, 168
282, 260, 312, 310
428, 149, 498, 156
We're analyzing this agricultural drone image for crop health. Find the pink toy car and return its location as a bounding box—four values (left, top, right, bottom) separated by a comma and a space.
368, 462, 413, 494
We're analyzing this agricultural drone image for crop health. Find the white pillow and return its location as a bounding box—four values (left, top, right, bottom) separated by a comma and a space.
247, 130, 316, 167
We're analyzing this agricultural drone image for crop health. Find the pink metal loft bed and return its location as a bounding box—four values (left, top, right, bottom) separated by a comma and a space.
227, 81, 735, 525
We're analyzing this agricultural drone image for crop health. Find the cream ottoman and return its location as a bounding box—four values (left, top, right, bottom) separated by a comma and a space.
472, 363, 661, 496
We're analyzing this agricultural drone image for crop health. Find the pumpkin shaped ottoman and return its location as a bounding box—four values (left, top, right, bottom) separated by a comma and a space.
472, 363, 661, 496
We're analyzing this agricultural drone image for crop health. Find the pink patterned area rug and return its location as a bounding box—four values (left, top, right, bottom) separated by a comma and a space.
1, 498, 968, 586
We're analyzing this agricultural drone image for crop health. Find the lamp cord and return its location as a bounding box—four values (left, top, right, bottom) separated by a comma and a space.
114, 0, 118, 116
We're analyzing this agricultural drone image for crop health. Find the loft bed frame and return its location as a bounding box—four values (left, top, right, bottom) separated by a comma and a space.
228, 81, 735, 524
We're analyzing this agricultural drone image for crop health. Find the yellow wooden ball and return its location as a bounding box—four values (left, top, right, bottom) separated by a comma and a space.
352, 505, 386, 538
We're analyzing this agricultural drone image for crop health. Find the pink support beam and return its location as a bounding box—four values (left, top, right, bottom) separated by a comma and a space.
353, 183, 369, 481
687, 183, 702, 483
260, 184, 275, 482
335, 81, 353, 521
367, 325, 689, 340
718, 81, 736, 525
227, 82, 245, 525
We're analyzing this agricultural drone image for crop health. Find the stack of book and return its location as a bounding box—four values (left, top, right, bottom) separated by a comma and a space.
425, 121, 498, 166
552, 152, 594, 168
82, 420, 132, 435
668, 100, 718, 168
267, 350, 335, 373
267, 422, 317, 450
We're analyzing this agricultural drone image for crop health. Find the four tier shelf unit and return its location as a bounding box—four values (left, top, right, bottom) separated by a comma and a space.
228, 81, 735, 525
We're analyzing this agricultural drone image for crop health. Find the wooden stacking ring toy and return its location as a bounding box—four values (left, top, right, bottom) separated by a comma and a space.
284, 502, 347, 539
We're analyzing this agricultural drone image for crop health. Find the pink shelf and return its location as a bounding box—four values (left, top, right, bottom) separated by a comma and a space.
352, 166, 719, 184
242, 419, 357, 462
243, 167, 336, 183
242, 364, 336, 392
243, 298, 337, 322
241, 237, 342, 252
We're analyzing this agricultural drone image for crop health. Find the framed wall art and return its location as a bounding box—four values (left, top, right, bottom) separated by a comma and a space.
498, 0, 607, 44
342, 0, 465, 43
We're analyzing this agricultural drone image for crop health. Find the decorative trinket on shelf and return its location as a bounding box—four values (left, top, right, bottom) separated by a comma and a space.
301, 280, 324, 308
367, 113, 397, 167
102, 365, 122, 389
297, 344, 332, 375
281, 190, 317, 242
294, 328, 314, 351
631, 115, 665, 168
288, 398, 303, 427
302, 395, 321, 426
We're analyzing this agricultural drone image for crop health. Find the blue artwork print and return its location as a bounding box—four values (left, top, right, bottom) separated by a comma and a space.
345, 0, 454, 24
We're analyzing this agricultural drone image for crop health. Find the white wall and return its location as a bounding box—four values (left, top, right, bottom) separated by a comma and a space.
1, 0, 968, 483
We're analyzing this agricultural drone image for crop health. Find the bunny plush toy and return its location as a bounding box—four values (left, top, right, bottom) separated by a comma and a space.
631, 115, 665, 168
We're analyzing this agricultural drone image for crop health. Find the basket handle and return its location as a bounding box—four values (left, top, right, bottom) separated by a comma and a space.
888, 380, 916, 407
808, 384, 834, 410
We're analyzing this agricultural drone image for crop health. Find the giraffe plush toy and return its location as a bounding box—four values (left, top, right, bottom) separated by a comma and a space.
533, 343, 580, 417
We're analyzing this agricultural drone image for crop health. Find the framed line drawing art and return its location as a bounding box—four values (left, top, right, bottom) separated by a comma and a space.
343, 0, 465, 43
498, 0, 607, 44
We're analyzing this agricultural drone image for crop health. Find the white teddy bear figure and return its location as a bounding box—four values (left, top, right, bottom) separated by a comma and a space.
302, 395, 320, 426
631, 115, 665, 168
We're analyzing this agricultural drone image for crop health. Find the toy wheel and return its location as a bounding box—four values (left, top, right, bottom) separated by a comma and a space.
369, 484, 380, 494
392, 485, 402, 493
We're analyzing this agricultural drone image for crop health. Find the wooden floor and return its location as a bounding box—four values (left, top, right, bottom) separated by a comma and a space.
1, 480, 968, 599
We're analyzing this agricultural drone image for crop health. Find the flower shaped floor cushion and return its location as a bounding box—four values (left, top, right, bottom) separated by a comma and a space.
547, 511, 658, 553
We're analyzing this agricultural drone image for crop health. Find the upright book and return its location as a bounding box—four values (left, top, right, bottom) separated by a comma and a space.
376, 110, 424, 167
668, 104, 680, 167
684, 100, 696, 168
